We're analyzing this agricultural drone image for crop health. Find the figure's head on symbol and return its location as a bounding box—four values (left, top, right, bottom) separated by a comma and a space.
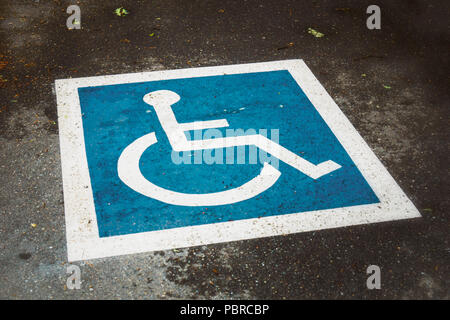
143, 90, 180, 108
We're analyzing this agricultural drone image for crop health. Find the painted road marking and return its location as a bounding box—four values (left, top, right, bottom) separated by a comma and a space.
118, 89, 341, 206
118, 133, 282, 206
55, 59, 420, 261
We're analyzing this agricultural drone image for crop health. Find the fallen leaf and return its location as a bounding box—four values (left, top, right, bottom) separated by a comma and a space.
277, 42, 294, 50
114, 7, 129, 16
308, 28, 325, 38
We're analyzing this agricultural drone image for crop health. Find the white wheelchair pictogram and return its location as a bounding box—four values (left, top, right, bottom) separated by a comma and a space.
117, 90, 342, 206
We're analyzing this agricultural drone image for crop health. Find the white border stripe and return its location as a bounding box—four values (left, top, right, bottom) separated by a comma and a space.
55, 59, 420, 261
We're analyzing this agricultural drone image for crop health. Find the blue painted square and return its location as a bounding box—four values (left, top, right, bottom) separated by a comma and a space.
78, 70, 380, 237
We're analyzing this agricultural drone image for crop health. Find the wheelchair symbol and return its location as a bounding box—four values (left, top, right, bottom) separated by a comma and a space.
117, 90, 341, 206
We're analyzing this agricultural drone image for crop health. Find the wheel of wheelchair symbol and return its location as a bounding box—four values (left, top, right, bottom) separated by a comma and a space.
117, 132, 281, 206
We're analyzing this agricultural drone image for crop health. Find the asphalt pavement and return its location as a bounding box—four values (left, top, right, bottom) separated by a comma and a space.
0, 0, 448, 299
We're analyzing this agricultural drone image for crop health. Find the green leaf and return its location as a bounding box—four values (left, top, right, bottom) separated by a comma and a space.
114, 7, 129, 16
308, 28, 325, 38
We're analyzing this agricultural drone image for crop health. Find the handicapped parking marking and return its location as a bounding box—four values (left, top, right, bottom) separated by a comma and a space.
118, 89, 341, 206
55, 60, 420, 261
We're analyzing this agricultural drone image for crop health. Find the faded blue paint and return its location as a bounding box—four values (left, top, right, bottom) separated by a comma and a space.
78, 70, 379, 237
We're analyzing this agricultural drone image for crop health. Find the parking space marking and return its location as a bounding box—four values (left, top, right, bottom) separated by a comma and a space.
55, 59, 420, 261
